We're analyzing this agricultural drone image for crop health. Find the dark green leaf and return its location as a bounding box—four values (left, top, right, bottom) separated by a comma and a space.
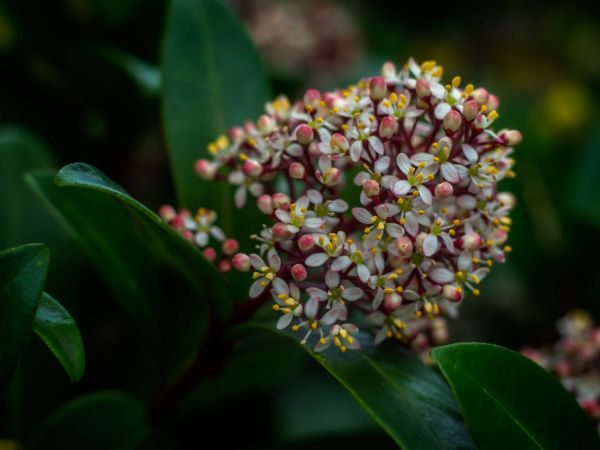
432, 343, 600, 450
33, 292, 85, 382
162, 0, 269, 238
26, 390, 148, 450
26, 164, 230, 373
569, 128, 600, 228
0, 127, 56, 249
0, 243, 49, 387
237, 325, 476, 450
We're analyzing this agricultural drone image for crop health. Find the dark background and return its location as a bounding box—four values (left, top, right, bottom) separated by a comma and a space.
1, 0, 599, 448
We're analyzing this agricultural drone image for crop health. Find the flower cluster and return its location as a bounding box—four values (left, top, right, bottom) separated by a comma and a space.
191, 58, 521, 353
159, 205, 239, 272
522, 310, 600, 433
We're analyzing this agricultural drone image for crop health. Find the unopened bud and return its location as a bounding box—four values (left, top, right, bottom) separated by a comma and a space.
416, 79, 430, 98
320, 167, 341, 186
303, 88, 321, 109
471, 88, 489, 105
395, 236, 413, 256
257, 194, 274, 215
379, 116, 398, 139
243, 159, 263, 177
435, 181, 454, 198
291, 264, 308, 281
487, 94, 500, 111
503, 130, 522, 146
195, 159, 216, 180
462, 232, 482, 250
159, 205, 176, 221
222, 238, 239, 256
232, 253, 251, 271
362, 179, 380, 197
272, 193, 291, 209
443, 285, 463, 302
331, 133, 349, 152
463, 100, 479, 121
298, 234, 315, 252
381, 61, 396, 79
384, 293, 402, 313
295, 124, 314, 145
289, 162, 306, 179
203, 247, 217, 262
369, 76, 387, 100
272, 222, 294, 239
443, 110, 462, 133
497, 192, 516, 209
218, 260, 231, 273
257, 115, 275, 133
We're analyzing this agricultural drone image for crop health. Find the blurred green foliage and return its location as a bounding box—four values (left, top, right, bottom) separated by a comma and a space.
1, 0, 600, 448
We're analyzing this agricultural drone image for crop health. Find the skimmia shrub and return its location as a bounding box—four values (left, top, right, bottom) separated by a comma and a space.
162, 58, 522, 354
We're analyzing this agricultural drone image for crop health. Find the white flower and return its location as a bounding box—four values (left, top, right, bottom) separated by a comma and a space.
249, 254, 282, 298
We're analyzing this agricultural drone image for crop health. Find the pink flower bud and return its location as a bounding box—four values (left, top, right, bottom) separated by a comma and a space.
272, 193, 291, 209
291, 264, 307, 281
194, 159, 216, 180
289, 162, 306, 179
489, 228, 508, 245
232, 253, 251, 271
443, 110, 462, 133
443, 285, 463, 302
229, 126, 244, 141
471, 88, 489, 105
303, 88, 321, 109
416, 79, 430, 98
218, 260, 231, 273
182, 230, 194, 241
462, 231, 482, 250
487, 94, 500, 111
272, 222, 294, 239
331, 133, 349, 152
379, 116, 398, 139
320, 167, 341, 186
159, 205, 176, 221
203, 247, 217, 261
243, 121, 256, 134
243, 159, 263, 177
502, 130, 522, 146
463, 100, 479, 121
435, 181, 454, 198
395, 236, 413, 256
381, 61, 396, 79
222, 238, 239, 256
298, 234, 315, 252
369, 76, 387, 100
257, 114, 275, 133
295, 124, 314, 145
257, 194, 274, 215
362, 179, 380, 197
384, 293, 402, 313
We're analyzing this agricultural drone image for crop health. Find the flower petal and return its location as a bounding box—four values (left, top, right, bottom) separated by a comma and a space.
352, 207, 373, 224
429, 267, 455, 284
306, 252, 329, 267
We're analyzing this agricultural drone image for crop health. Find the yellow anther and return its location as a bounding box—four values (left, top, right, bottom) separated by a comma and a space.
383, 100, 391, 107
370, 216, 378, 223
418, 209, 425, 215
456, 271, 464, 277
453, 219, 460, 226
277, 293, 287, 299
472, 257, 480, 264
247, 138, 256, 147
260, 281, 267, 287
418, 162, 426, 168
319, 337, 326, 344
470, 274, 480, 284
272, 304, 280, 311
384, 288, 394, 294
316, 117, 324, 124
292, 325, 300, 331
486, 259, 493, 267
252, 272, 260, 279
369, 115, 375, 122
433, 156, 440, 163
503, 245, 512, 253
334, 337, 342, 347
445, 84, 452, 92
397, 198, 404, 205
377, 221, 385, 230
371, 247, 378, 254
346, 336, 354, 344
376, 233, 383, 241
386, 330, 393, 338
389, 93, 398, 103
432, 142, 439, 149
399, 94, 407, 103
457, 287, 463, 294
464, 83, 474, 94
487, 110, 499, 121
472, 288, 480, 296
341, 124, 349, 131
412, 191, 419, 197
433, 303, 440, 315
388, 273, 398, 280
480, 104, 488, 113
310, 321, 318, 330
396, 286, 404, 293
425, 302, 433, 313
428, 174, 434, 181
207, 143, 218, 154
452, 76, 461, 88
239, 153, 248, 161
440, 207, 447, 214
339, 329, 348, 338
486, 240, 493, 247
285, 298, 297, 307
416, 310, 422, 318
399, 218, 406, 225
395, 268, 404, 274
340, 346, 347, 353
265, 273, 274, 281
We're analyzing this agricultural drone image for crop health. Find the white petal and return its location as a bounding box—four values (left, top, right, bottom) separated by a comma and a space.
374, 326, 389, 345
441, 233, 455, 253
304, 217, 324, 229
457, 195, 476, 209
249, 254, 266, 270
306, 252, 329, 267
306, 287, 328, 301
321, 309, 339, 326
352, 207, 373, 224
404, 213, 419, 237
441, 162, 460, 183
307, 189, 323, 205
429, 267, 455, 284
393, 180, 411, 196
417, 185, 433, 205
386, 223, 405, 238
357, 264, 371, 283
249, 279, 267, 298
325, 270, 340, 288
397, 153, 411, 174
331, 256, 352, 271
350, 141, 363, 162
194, 232, 209, 247
368, 136, 384, 155
209, 226, 225, 241
272, 278, 288, 295
371, 291, 384, 310
458, 251, 472, 271
411, 153, 434, 164
329, 199, 348, 213
343, 287, 364, 301
269, 254, 281, 271
462, 144, 478, 163
423, 234, 440, 256
275, 209, 290, 223
430, 82, 446, 99
276, 313, 293, 330
305, 298, 319, 319
403, 289, 420, 300
374, 156, 391, 173
434, 102, 452, 120
234, 187, 246, 208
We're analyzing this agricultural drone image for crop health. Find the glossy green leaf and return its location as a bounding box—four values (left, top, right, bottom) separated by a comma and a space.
26, 391, 148, 450
32, 292, 85, 382
0, 127, 56, 249
238, 325, 475, 450
0, 244, 49, 387
27, 164, 230, 373
162, 0, 269, 236
432, 343, 600, 450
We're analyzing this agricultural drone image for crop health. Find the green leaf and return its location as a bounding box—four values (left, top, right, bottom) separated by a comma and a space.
162, 0, 269, 236
26, 391, 148, 450
569, 128, 600, 228
0, 126, 56, 249
431, 343, 600, 450
26, 164, 230, 373
0, 243, 49, 386
32, 292, 85, 382
238, 325, 476, 450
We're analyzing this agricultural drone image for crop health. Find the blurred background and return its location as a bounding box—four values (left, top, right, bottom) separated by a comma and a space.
1, 0, 599, 448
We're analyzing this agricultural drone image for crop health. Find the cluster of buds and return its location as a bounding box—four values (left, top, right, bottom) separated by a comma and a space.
522, 310, 600, 433
192, 58, 520, 353
159, 205, 239, 273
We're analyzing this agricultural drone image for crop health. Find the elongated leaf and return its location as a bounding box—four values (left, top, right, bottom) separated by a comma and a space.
33, 292, 85, 382
0, 127, 56, 248
237, 325, 475, 450
0, 244, 49, 386
162, 0, 269, 240
27, 164, 230, 373
432, 343, 600, 450
26, 391, 148, 450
